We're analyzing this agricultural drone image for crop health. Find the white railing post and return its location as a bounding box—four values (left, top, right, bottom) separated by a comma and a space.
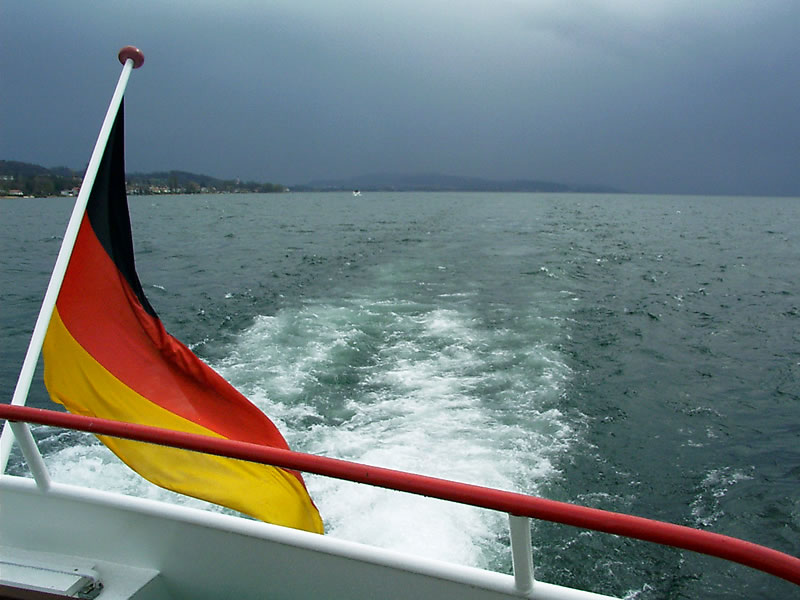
509, 514, 534, 594
7, 421, 52, 491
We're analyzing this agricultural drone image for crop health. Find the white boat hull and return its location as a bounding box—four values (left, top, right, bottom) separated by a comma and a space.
0, 475, 615, 600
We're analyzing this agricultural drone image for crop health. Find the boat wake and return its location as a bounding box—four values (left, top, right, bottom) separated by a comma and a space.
215, 294, 575, 569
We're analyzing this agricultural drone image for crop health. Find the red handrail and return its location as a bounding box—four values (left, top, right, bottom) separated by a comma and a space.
2, 404, 799, 585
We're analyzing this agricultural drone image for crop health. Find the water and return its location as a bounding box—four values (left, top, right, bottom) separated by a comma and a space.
1, 192, 798, 598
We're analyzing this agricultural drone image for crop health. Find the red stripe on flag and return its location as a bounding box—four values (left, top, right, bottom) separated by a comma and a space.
56, 212, 290, 451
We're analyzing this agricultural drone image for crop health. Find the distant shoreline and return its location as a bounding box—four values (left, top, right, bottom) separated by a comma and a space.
0, 160, 287, 198
2, 160, 623, 197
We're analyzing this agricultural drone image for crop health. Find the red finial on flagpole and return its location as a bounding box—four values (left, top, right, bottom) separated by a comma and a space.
118, 46, 145, 69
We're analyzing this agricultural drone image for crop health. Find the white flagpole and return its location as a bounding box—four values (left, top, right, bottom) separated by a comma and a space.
0, 47, 145, 474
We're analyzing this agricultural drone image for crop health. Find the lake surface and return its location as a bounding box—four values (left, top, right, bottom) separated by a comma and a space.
1, 192, 798, 598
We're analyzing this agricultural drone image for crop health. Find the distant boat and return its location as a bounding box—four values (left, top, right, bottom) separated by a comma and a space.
353, 190, 361, 196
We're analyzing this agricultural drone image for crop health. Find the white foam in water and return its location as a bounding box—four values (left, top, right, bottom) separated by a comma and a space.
216, 297, 575, 569
689, 466, 754, 528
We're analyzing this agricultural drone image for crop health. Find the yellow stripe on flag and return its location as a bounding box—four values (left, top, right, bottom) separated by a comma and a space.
44, 306, 324, 533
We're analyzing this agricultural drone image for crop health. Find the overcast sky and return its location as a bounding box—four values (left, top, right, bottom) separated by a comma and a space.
2, 1, 798, 195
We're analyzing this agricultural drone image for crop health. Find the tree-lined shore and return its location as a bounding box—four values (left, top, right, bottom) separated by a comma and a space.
0, 160, 287, 197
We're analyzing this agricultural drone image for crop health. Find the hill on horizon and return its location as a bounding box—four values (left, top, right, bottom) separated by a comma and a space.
294, 172, 623, 193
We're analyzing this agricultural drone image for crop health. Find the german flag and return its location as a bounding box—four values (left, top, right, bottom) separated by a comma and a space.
42, 101, 323, 534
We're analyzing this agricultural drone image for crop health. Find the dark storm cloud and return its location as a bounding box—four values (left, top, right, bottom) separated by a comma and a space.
1, 1, 798, 195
